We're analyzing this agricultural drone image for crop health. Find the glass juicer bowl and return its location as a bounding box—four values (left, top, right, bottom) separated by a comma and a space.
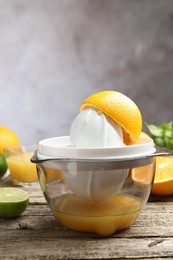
31, 136, 170, 236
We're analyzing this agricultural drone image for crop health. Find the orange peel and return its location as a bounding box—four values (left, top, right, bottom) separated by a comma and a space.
80, 91, 142, 145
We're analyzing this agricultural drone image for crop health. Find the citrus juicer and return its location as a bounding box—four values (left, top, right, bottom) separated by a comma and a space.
31, 137, 173, 236
30, 90, 173, 236
34, 136, 156, 201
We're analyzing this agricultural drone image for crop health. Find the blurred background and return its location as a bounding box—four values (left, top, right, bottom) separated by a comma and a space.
0, 0, 173, 144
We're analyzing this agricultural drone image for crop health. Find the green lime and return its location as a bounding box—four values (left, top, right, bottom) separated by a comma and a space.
0, 154, 7, 179
0, 188, 29, 218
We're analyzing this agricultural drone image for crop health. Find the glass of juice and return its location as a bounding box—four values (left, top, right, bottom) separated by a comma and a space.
4, 144, 38, 186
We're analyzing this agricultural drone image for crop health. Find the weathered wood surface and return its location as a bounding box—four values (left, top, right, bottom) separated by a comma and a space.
0, 178, 173, 260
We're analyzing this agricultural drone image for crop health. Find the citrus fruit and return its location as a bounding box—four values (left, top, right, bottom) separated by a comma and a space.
139, 131, 152, 139
0, 188, 29, 217
151, 156, 173, 196
0, 126, 20, 156
0, 154, 8, 179
138, 132, 173, 195
131, 165, 154, 185
80, 91, 142, 145
131, 132, 155, 186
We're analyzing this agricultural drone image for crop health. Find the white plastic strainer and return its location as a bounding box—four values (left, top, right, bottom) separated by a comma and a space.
38, 136, 156, 160
32, 136, 158, 201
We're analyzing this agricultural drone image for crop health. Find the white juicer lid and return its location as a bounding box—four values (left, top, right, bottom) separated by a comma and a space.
38, 136, 156, 160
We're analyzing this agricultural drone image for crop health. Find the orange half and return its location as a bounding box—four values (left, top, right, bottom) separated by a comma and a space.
138, 132, 173, 196
151, 156, 173, 196
131, 165, 154, 186
80, 91, 142, 145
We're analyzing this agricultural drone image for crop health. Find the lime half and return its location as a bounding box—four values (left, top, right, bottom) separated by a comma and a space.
0, 188, 29, 217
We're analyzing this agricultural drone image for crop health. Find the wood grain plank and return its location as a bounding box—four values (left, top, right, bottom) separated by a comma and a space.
0, 229, 173, 260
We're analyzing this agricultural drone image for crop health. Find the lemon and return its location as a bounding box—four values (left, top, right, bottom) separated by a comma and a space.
0, 188, 29, 217
0, 154, 8, 179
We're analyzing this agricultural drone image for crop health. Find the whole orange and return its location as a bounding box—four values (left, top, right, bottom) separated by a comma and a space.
0, 126, 20, 155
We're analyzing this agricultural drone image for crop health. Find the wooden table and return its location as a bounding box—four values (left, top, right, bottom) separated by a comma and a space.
0, 177, 173, 260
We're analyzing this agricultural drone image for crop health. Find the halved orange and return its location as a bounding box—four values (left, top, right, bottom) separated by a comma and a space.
151, 156, 173, 196
138, 132, 173, 196
132, 164, 154, 186
80, 91, 142, 145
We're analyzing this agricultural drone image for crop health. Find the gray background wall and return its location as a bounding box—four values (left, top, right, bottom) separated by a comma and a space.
0, 0, 173, 144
